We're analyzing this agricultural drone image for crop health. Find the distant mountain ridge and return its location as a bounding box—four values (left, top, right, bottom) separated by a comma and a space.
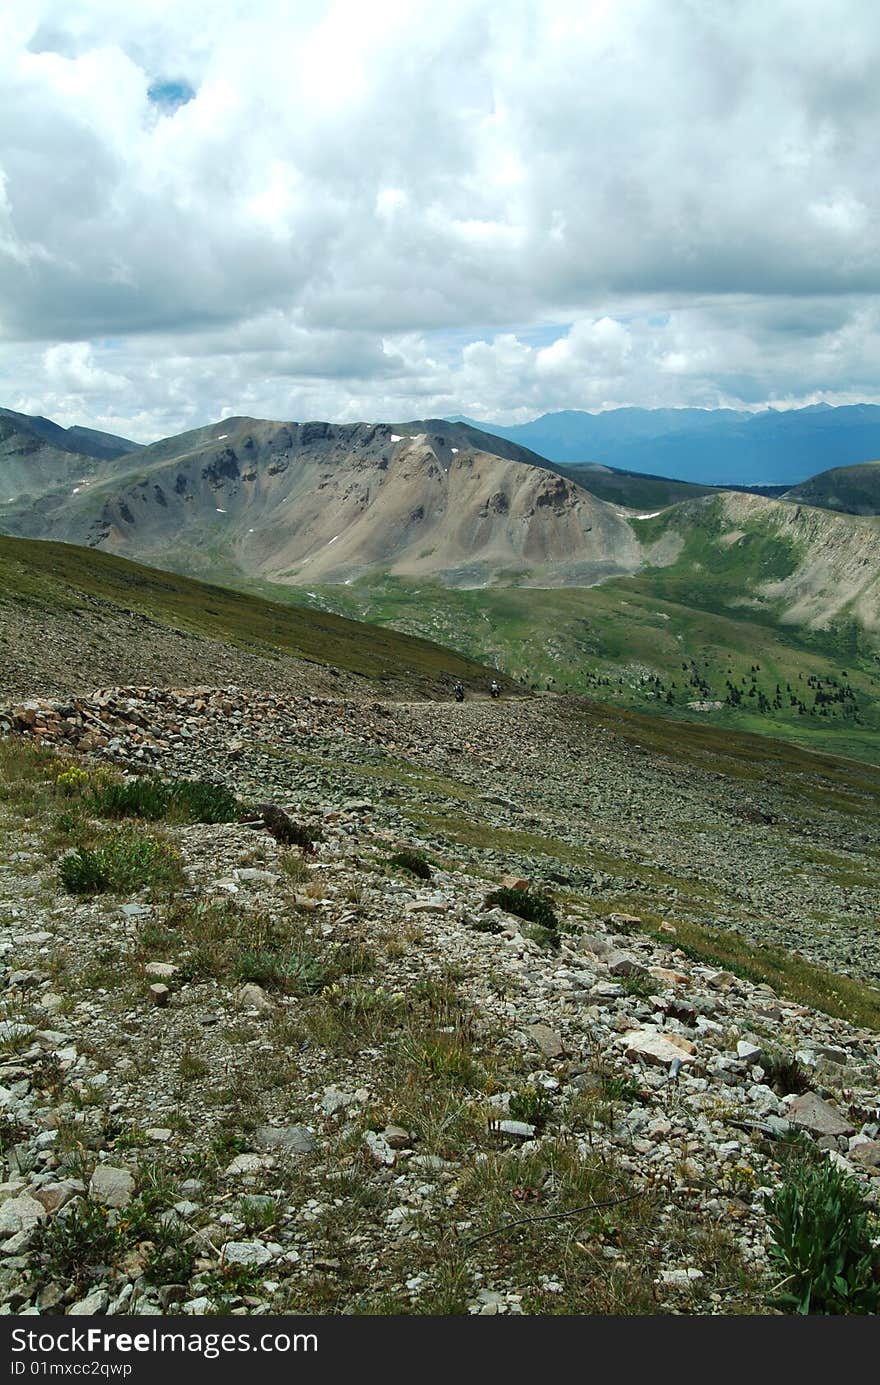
0, 408, 140, 463
452, 404, 880, 486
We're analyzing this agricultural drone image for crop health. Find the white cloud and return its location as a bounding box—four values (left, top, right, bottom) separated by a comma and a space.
2, 0, 880, 437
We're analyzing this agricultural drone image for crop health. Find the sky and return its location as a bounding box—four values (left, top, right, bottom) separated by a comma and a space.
2, 0, 880, 442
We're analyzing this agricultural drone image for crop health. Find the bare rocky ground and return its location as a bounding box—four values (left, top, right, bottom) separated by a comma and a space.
0, 685, 878, 1316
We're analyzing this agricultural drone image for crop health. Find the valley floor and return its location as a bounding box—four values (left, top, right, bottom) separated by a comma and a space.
0, 686, 878, 1315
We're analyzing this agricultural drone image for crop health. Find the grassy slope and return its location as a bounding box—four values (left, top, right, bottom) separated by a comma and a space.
0, 536, 503, 690
554, 464, 716, 510
784, 459, 880, 515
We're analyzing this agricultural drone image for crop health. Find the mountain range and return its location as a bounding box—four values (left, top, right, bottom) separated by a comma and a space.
453, 403, 880, 486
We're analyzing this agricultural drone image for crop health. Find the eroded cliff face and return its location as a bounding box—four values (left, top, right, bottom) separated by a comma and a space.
719, 492, 880, 635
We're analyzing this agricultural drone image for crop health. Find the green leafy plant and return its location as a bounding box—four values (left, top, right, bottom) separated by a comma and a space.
758, 1050, 811, 1096
59, 827, 183, 896
508, 1086, 553, 1130
29, 1200, 121, 1292
484, 886, 559, 932
389, 849, 433, 880
622, 972, 654, 999
764, 1158, 880, 1314
89, 776, 240, 824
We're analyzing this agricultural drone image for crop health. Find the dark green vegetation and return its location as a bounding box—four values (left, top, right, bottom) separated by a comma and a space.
86, 775, 241, 824
389, 849, 433, 880
29, 1182, 196, 1296
784, 459, 880, 515
59, 826, 183, 897
0, 535, 501, 693
764, 1159, 880, 1314
485, 886, 560, 937
555, 462, 717, 510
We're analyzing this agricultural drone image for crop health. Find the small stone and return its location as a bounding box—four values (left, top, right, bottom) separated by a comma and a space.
32, 1182, 79, 1214
623, 1030, 696, 1067
499, 875, 530, 891
0, 1195, 46, 1238
607, 953, 649, 979
68, 1289, 109, 1316
787, 1092, 854, 1138
89, 1166, 135, 1209
225, 1154, 272, 1177
815, 1045, 848, 1066
523, 1023, 565, 1059
405, 894, 449, 915
149, 984, 170, 1007
182, 1297, 209, 1315
381, 1126, 412, 1150
493, 1120, 537, 1139
235, 983, 275, 1012
410, 1155, 454, 1171
363, 1131, 396, 1166
254, 1125, 317, 1156
144, 963, 178, 981
320, 1087, 357, 1116
736, 1040, 763, 1063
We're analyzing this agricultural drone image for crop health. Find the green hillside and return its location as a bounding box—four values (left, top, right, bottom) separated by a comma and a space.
0, 536, 504, 692
784, 459, 880, 515
554, 463, 716, 510
246, 562, 880, 763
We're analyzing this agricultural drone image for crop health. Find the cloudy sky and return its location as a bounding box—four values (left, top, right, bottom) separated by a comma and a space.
2, 0, 880, 441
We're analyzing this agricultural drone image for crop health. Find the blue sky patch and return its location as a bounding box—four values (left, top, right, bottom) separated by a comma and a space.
147, 80, 196, 112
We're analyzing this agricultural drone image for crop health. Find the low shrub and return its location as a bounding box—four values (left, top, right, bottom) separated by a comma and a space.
389, 849, 433, 880
507, 1086, 553, 1130
485, 886, 559, 932
89, 776, 240, 825
764, 1158, 880, 1314
59, 826, 183, 896
29, 1200, 120, 1292
622, 972, 654, 999
758, 1050, 811, 1096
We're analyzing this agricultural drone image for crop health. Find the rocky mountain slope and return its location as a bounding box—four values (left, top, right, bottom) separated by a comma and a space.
0, 409, 140, 507
4, 417, 639, 588
0, 684, 878, 1316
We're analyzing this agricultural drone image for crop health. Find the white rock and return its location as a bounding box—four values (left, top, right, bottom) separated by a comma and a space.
623, 1031, 697, 1067
222, 1240, 274, 1268
0, 1194, 46, 1240
67, 1289, 109, 1316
